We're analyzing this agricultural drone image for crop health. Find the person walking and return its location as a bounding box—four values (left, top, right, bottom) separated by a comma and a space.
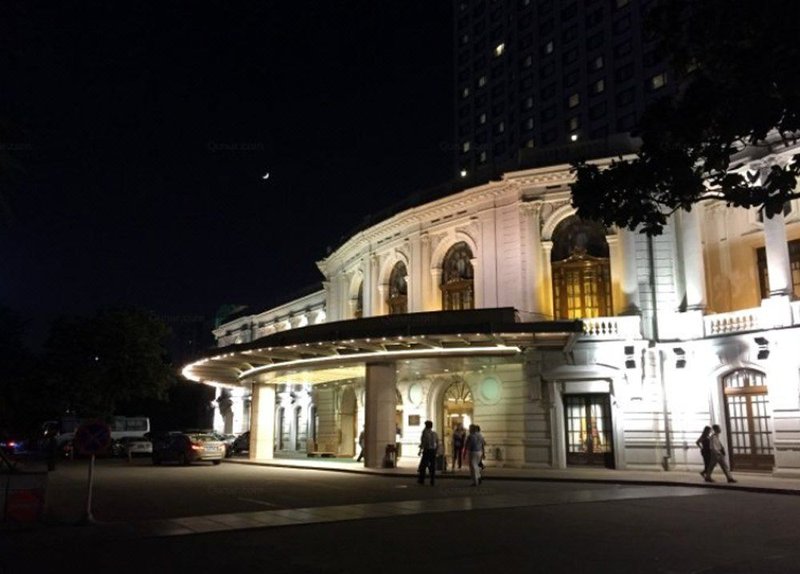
356, 427, 365, 462
696, 425, 712, 479
451, 424, 466, 471
705, 424, 737, 483
465, 424, 486, 486
417, 420, 439, 486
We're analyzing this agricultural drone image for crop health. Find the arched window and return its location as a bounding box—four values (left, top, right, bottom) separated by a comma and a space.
441, 242, 474, 310
388, 261, 408, 315
551, 217, 612, 319
354, 281, 364, 319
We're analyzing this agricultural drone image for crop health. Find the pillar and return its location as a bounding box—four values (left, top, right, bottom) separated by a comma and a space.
430, 268, 442, 311
520, 202, 544, 317
471, 257, 482, 308
680, 207, 707, 311
541, 241, 554, 319
763, 212, 793, 297
421, 234, 433, 311
618, 228, 641, 314
364, 363, 398, 469
250, 383, 275, 460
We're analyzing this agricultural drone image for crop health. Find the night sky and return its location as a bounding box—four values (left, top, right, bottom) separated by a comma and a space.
1, 1, 453, 341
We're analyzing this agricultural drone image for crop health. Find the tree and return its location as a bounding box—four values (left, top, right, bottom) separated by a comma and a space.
570, 0, 800, 235
44, 308, 176, 418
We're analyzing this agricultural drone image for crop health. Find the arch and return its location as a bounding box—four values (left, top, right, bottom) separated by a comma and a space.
542, 203, 577, 241
387, 260, 408, 314
440, 241, 475, 310
377, 248, 410, 287
430, 231, 479, 270
550, 216, 612, 319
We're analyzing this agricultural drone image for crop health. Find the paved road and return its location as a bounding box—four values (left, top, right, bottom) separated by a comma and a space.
3, 459, 800, 573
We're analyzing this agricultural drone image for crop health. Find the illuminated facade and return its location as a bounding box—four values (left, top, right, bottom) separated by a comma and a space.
185, 142, 800, 477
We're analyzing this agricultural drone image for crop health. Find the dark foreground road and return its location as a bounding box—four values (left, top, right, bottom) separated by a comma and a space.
2, 460, 799, 573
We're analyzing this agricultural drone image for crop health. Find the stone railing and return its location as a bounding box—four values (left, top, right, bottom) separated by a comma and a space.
580, 315, 642, 340
703, 308, 762, 336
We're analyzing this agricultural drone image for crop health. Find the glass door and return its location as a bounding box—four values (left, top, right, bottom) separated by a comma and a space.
564, 394, 614, 468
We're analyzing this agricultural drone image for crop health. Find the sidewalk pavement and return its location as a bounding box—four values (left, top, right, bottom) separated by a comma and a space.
226, 455, 800, 496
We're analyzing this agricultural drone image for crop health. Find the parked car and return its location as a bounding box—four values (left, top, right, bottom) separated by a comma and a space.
113, 436, 152, 457
151, 433, 224, 466
232, 431, 250, 455
182, 429, 236, 457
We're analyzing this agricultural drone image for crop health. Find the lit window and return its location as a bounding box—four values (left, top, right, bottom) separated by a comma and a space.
650, 73, 667, 90
568, 116, 580, 131
494, 43, 505, 56
592, 79, 605, 94
479, 113, 487, 124
462, 87, 470, 98
478, 75, 487, 87
497, 121, 505, 133
525, 96, 534, 109
526, 117, 534, 129
523, 55, 532, 67
591, 56, 604, 70
462, 34, 469, 45
462, 141, 471, 152
616, 0, 630, 7
479, 151, 487, 163
526, 138, 535, 148
543, 40, 554, 55
568, 93, 580, 108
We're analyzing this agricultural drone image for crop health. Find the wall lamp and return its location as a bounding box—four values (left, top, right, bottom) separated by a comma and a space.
673, 347, 686, 369
624, 345, 636, 369
754, 337, 769, 360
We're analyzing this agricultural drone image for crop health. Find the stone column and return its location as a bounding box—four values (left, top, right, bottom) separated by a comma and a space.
763, 212, 793, 297
541, 241, 554, 319
520, 202, 544, 317
607, 234, 623, 316
250, 383, 275, 460
430, 268, 442, 311
680, 207, 707, 311
420, 234, 433, 311
376, 284, 387, 316
618, 228, 641, 314
409, 235, 422, 312
364, 363, 399, 469
471, 257, 481, 308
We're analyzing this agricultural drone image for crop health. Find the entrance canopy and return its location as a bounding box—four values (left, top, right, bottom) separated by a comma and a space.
182, 308, 582, 387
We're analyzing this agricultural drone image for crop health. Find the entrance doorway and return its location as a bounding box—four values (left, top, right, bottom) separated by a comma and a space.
723, 369, 774, 472
442, 378, 473, 463
564, 394, 614, 468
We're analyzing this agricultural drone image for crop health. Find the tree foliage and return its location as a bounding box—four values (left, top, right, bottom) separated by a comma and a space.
44, 308, 176, 418
571, 0, 800, 235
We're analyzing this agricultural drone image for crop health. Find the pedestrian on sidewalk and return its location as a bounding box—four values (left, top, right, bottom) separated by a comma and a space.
356, 427, 365, 462
696, 425, 712, 479
417, 420, 439, 486
452, 424, 465, 471
465, 424, 486, 486
706, 424, 737, 483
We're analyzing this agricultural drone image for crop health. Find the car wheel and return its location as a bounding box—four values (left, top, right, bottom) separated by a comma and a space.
212, 460, 221, 465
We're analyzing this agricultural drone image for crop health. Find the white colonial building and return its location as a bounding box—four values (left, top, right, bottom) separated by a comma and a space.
184, 142, 800, 477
